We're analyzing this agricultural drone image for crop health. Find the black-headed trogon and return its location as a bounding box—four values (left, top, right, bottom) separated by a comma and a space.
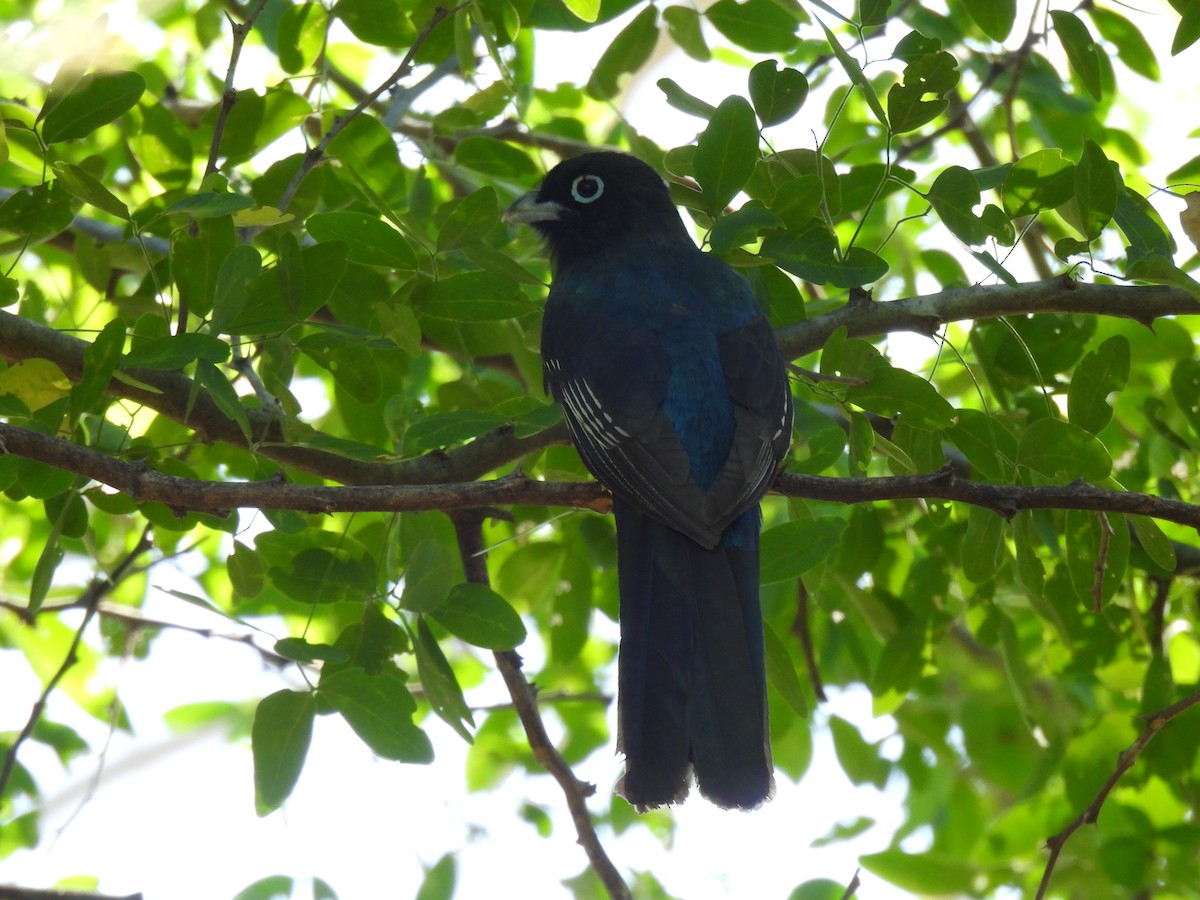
504, 152, 793, 811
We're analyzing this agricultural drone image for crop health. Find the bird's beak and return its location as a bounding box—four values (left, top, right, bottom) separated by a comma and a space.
503, 191, 564, 225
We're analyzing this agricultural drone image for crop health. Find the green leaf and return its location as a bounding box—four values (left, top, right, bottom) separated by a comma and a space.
761, 517, 848, 583
663, 5, 710, 61
928, 166, 1013, 245
962, 0, 1014, 40
122, 333, 230, 370
886, 42, 959, 134
872, 616, 926, 695
1125, 249, 1200, 300
586, 6, 658, 101
230, 241, 348, 334
1016, 417, 1112, 481
818, 18, 888, 126
268, 546, 376, 604
1074, 140, 1120, 240
961, 506, 1006, 584
657, 78, 717, 119
234, 876, 294, 900
763, 622, 808, 717
707, 0, 801, 53
41, 70, 145, 143
1171, 357, 1200, 440
209, 245, 263, 336
437, 187, 499, 252
430, 582, 527, 650
748, 60, 809, 127
252, 689, 315, 814
172, 215, 235, 318
1114, 188, 1175, 256
277, 2, 328, 74
1172, 0, 1200, 54
946, 409, 1017, 481
708, 203, 782, 254
847, 365, 955, 429
1065, 508, 1129, 604
1002, 149, 1075, 217
52, 162, 129, 219
860, 850, 976, 894
412, 271, 531, 321
694, 96, 760, 214
1089, 7, 1159, 80
560, 0, 600, 22
1051, 10, 1103, 101
334, 0, 415, 47
30, 532, 65, 613
297, 331, 382, 404
400, 539, 460, 613
320, 667, 435, 762
307, 211, 418, 270
829, 715, 887, 787
415, 853, 458, 900
1068, 335, 1129, 434
162, 191, 257, 219
1130, 515, 1176, 572
274, 637, 350, 663
413, 617, 475, 741
195, 360, 252, 442
859, 0, 889, 26
70, 318, 125, 420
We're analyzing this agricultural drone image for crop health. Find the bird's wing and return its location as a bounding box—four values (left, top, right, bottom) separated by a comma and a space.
542, 295, 790, 549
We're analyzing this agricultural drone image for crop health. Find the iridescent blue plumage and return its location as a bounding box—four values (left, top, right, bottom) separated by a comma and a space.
505, 152, 793, 810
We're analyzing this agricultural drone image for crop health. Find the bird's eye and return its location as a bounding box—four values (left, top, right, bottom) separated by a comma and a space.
571, 175, 605, 204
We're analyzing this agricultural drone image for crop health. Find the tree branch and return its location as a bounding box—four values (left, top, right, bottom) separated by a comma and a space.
775, 276, 1200, 360
276, 5, 457, 214
0, 526, 153, 803
205, 0, 270, 177
449, 511, 631, 900
0, 889, 142, 900
4, 276, 1198, 497
1034, 688, 1200, 900
0, 311, 567, 485
3, 424, 1200, 543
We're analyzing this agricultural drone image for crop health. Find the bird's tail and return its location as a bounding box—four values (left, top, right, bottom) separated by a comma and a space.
613, 498, 774, 811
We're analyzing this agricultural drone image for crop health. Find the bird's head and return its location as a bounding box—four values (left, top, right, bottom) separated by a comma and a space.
503, 151, 692, 264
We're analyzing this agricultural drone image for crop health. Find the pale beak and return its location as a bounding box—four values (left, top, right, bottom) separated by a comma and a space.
503, 191, 565, 225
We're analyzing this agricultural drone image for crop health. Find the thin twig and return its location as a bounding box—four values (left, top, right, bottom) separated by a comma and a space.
791, 579, 828, 703
0, 527, 153, 803
839, 868, 862, 900
1034, 687, 1200, 899
449, 510, 631, 900
205, 0, 270, 177
276, 5, 458, 214
1092, 511, 1113, 613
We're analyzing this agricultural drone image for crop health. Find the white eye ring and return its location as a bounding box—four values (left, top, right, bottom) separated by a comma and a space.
571, 174, 605, 204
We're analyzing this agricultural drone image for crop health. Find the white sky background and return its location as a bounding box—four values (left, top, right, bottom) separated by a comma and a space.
3, 1, 1198, 898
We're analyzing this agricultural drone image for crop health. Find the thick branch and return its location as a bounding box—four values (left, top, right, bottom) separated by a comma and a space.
0, 311, 566, 485
4, 277, 1197, 491
776, 276, 1200, 360
3, 424, 1199, 557
1034, 688, 1200, 899
449, 511, 631, 900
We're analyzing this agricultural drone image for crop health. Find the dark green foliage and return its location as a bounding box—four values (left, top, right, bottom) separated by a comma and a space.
1, 1, 1199, 897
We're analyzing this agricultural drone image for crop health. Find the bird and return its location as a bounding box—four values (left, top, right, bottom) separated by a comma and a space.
504, 151, 793, 811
